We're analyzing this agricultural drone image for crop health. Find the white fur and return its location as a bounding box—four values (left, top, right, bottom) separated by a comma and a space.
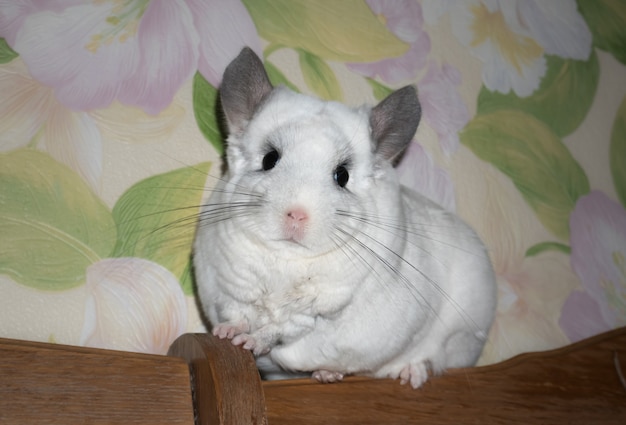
194, 87, 496, 388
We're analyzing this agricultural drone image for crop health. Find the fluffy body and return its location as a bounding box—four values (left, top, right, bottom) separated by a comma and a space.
194, 49, 496, 388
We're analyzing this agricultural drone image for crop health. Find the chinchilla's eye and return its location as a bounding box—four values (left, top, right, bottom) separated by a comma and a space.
334, 164, 349, 188
262, 149, 280, 171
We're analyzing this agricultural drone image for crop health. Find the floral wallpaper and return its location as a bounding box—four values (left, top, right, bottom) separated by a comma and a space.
0, 0, 625, 366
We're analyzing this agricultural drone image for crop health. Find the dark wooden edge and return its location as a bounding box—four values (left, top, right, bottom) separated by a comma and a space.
168, 328, 626, 424
1, 337, 175, 361
168, 333, 268, 425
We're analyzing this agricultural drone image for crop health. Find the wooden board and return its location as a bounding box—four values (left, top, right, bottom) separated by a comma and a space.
260, 327, 626, 424
2, 328, 625, 424
0, 338, 195, 425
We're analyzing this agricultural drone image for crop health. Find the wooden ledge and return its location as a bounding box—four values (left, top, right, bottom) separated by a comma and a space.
1, 328, 625, 424
171, 327, 626, 424
0, 338, 195, 425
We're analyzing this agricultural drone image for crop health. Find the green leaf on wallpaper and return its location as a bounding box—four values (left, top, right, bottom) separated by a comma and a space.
477, 52, 599, 137
298, 50, 342, 101
242, 0, 408, 63
179, 261, 194, 297
577, 0, 626, 65
366, 78, 394, 101
610, 96, 626, 208
0, 149, 116, 290
460, 110, 590, 240
0, 38, 18, 63
193, 72, 224, 155
112, 162, 210, 295
265, 60, 300, 92
525, 241, 572, 258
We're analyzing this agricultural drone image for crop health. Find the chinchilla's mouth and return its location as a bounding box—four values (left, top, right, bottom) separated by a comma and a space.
270, 236, 308, 248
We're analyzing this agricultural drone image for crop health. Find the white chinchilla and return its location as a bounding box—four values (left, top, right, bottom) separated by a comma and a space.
193, 47, 496, 388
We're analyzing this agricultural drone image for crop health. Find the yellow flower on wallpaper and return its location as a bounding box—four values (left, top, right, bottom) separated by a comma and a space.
424, 0, 592, 96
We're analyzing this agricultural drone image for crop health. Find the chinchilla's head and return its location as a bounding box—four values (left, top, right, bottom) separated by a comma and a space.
214, 47, 421, 257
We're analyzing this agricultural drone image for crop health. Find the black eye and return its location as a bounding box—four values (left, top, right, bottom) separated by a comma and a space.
262, 149, 280, 171
334, 164, 349, 188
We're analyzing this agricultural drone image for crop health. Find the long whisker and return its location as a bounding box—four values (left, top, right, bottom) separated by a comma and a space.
340, 210, 487, 259
335, 223, 441, 313
337, 224, 436, 313
335, 210, 483, 333
329, 227, 396, 300
116, 183, 263, 251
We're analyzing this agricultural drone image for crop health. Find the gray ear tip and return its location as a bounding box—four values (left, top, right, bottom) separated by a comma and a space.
401, 85, 417, 95
393, 85, 417, 98
238, 46, 259, 61
399, 85, 420, 107
226, 47, 263, 74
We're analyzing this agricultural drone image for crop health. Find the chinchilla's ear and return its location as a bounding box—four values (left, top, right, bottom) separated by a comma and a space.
220, 47, 273, 136
370, 85, 421, 163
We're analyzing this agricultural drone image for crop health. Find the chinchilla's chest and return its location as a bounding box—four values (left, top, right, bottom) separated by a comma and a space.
221, 242, 358, 311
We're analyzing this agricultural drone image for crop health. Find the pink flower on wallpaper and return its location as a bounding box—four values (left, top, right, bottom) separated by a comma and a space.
0, 0, 261, 115
0, 59, 104, 191
0, 57, 186, 193
346, 1, 468, 156
347, 0, 430, 84
418, 61, 470, 155
560, 191, 626, 342
396, 141, 456, 212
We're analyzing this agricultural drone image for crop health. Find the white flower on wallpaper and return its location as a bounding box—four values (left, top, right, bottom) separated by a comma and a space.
80, 257, 188, 355
0, 0, 260, 115
423, 0, 592, 96
452, 150, 578, 364
483, 248, 575, 363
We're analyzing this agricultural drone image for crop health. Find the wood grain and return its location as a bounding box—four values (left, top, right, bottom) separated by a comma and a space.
260, 327, 626, 424
0, 338, 195, 425
168, 333, 267, 425
2, 328, 625, 424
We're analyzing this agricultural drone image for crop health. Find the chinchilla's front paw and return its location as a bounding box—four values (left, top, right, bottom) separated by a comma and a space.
231, 333, 271, 356
212, 322, 249, 340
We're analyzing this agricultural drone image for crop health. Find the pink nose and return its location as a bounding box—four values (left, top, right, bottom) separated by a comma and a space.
286, 208, 308, 223
284, 207, 309, 241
